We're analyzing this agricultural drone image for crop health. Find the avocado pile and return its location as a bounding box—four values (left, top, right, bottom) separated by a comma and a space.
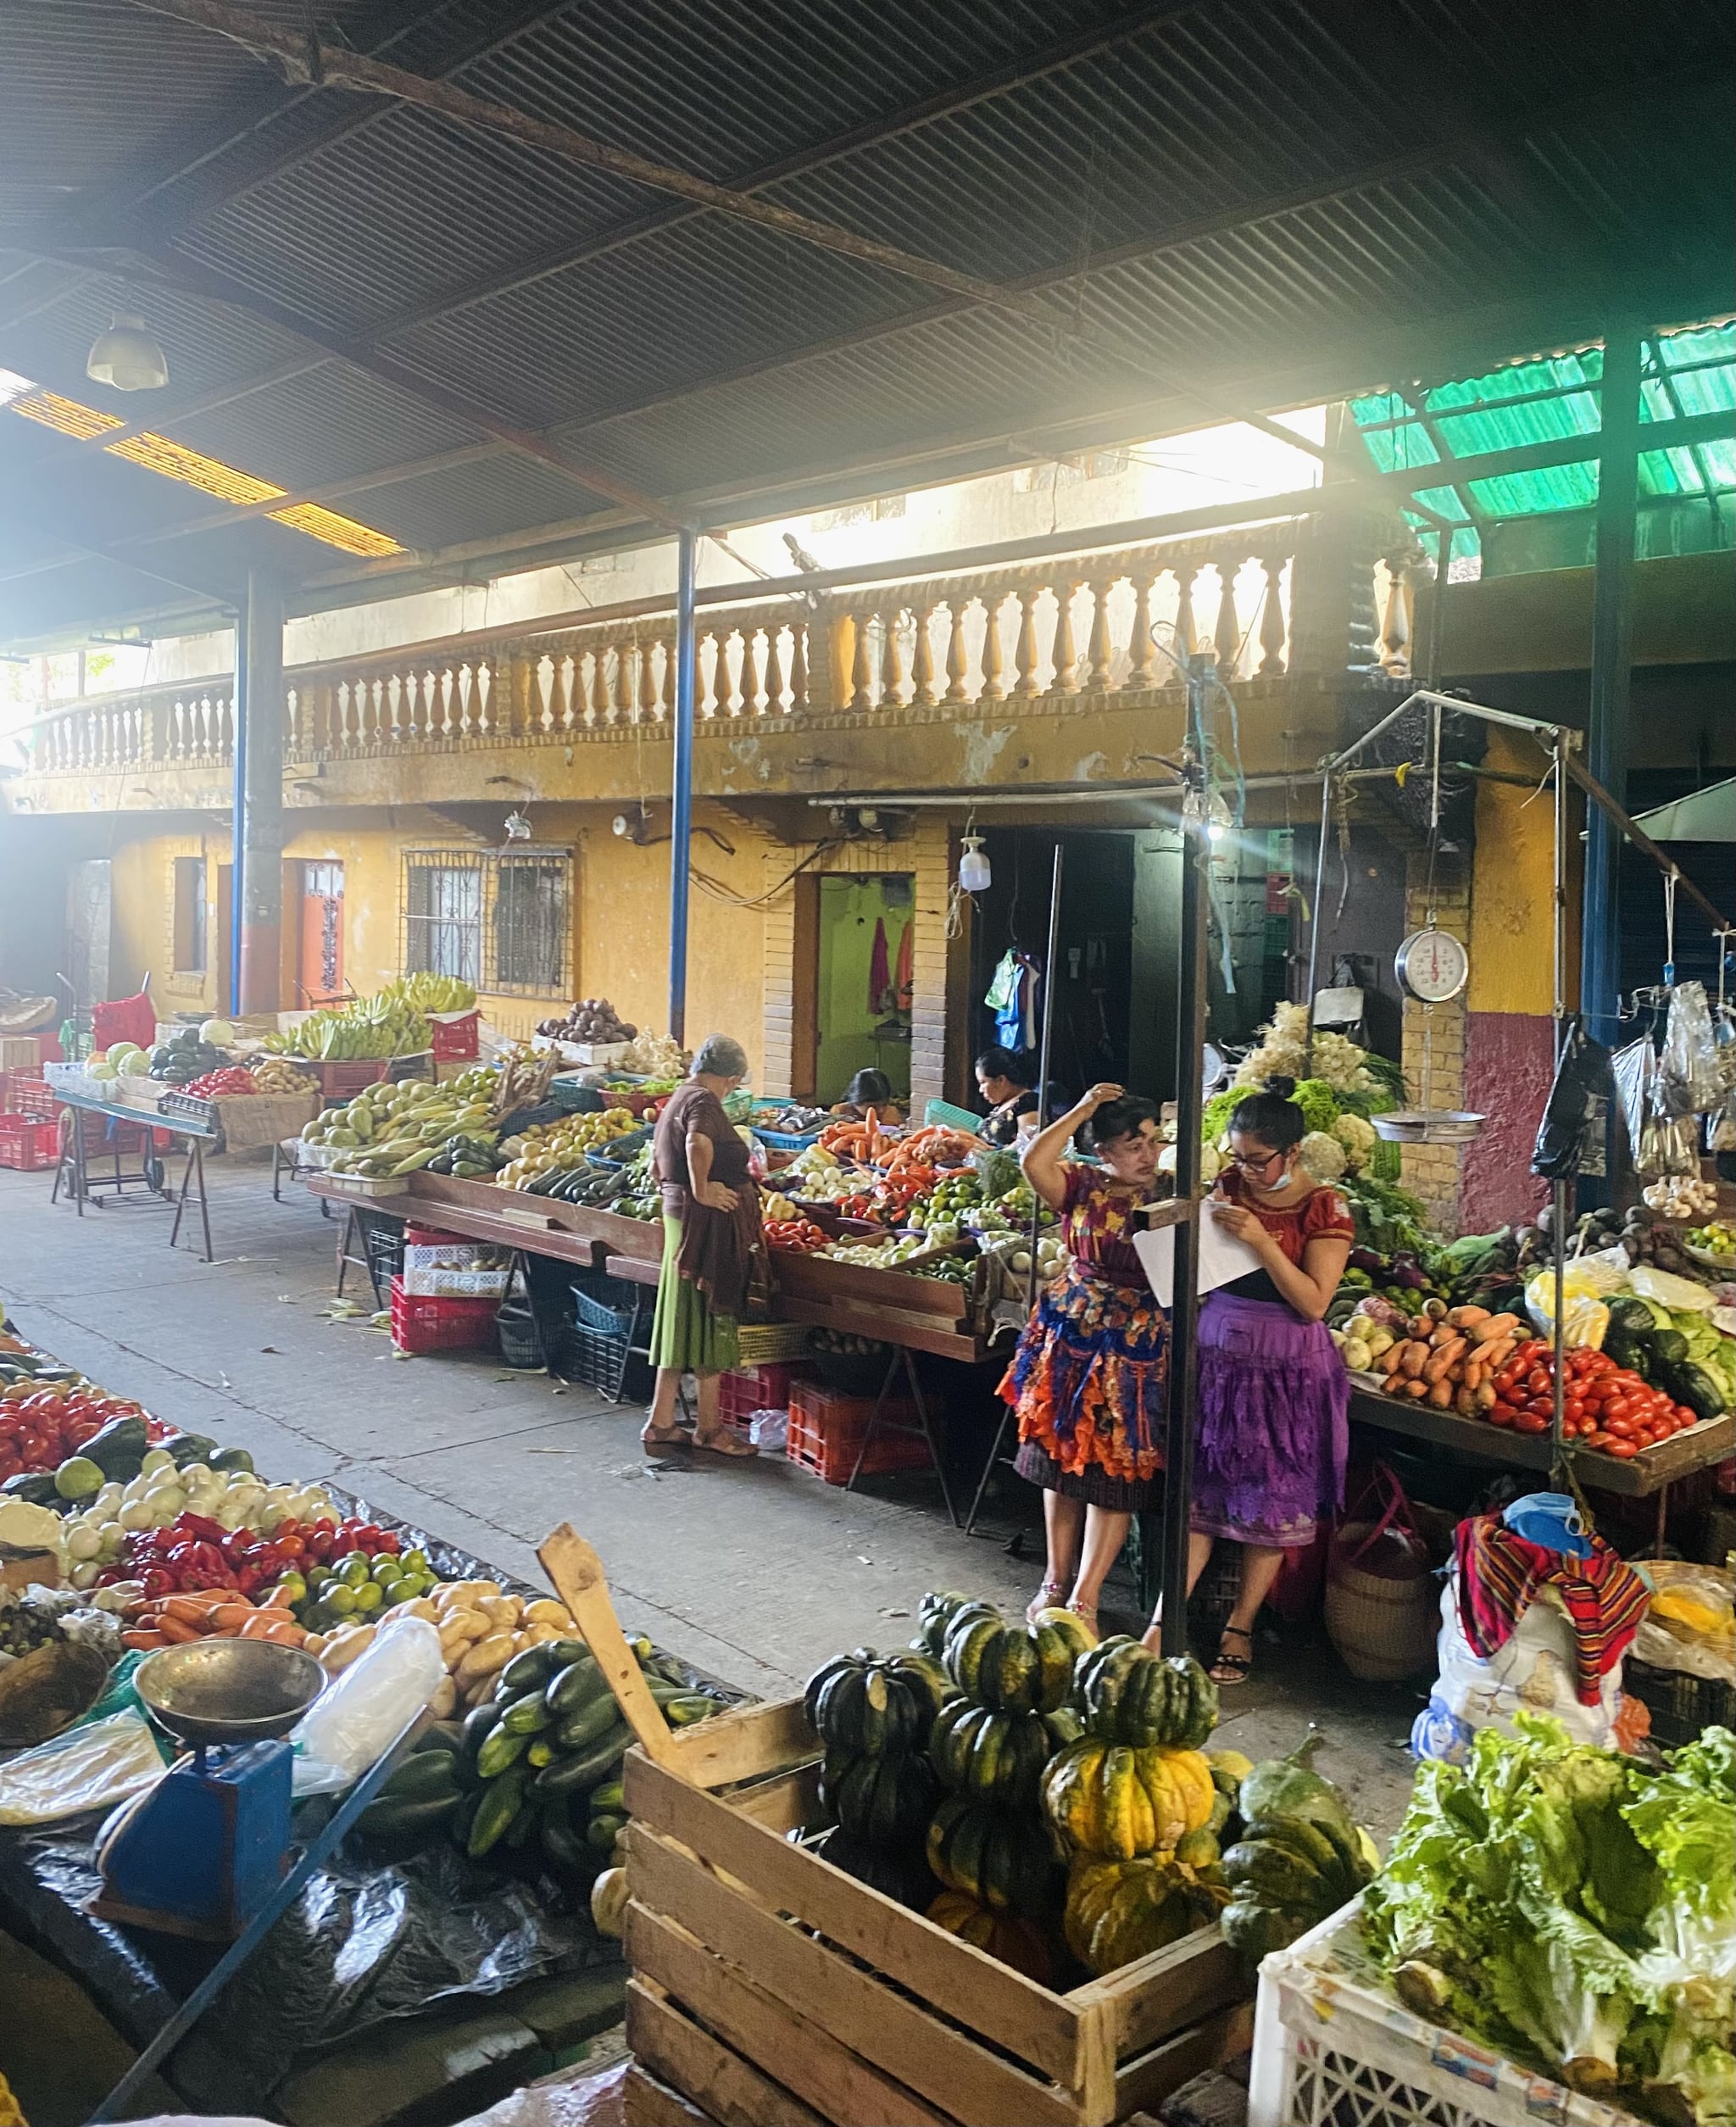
148, 1026, 228, 1084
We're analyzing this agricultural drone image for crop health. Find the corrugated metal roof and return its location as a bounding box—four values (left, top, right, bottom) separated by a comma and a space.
0, 0, 1730, 643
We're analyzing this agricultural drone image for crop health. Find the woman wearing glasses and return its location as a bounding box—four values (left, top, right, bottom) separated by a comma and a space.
1159, 1075, 1353, 1683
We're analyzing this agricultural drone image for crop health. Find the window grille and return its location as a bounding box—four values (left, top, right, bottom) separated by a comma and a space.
401, 849, 570, 998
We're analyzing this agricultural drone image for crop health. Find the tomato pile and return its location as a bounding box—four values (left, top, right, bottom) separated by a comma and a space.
764, 1217, 830, 1254
0, 1385, 156, 1481
1488, 1339, 1700, 1456
181, 1066, 258, 1099
97, 1512, 398, 1601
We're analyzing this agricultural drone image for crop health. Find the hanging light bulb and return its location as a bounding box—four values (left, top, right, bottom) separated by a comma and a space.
86, 314, 169, 392
958, 832, 991, 894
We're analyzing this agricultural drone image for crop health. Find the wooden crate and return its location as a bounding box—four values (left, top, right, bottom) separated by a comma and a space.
622, 1700, 1251, 2127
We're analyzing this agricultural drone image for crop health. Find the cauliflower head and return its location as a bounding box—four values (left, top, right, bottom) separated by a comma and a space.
1333, 1111, 1377, 1172
1297, 1129, 1347, 1181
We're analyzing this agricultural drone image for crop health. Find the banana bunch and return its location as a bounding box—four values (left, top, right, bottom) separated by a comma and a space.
268, 993, 431, 1059
381, 972, 477, 1015
308, 1076, 501, 1178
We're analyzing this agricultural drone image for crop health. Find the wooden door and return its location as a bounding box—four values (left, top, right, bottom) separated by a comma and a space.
298, 862, 345, 1005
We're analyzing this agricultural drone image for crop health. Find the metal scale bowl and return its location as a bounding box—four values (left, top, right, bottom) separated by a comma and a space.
91, 1640, 325, 1940
1372, 1108, 1487, 1144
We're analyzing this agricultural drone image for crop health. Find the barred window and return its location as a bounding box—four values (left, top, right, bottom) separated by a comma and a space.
402, 849, 570, 997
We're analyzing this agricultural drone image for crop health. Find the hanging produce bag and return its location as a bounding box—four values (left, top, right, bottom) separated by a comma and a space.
1530, 1016, 1611, 1181
1658, 980, 1722, 1116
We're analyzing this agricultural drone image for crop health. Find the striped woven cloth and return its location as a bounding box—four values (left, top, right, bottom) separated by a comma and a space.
1454, 1512, 1650, 1706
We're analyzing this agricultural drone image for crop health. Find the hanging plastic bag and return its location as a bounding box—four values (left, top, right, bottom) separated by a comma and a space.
1658, 981, 1722, 1116
1531, 1016, 1611, 1181
294, 1616, 442, 1786
1610, 1038, 1659, 1165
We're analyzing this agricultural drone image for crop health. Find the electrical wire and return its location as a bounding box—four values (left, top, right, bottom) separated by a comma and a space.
690, 838, 843, 911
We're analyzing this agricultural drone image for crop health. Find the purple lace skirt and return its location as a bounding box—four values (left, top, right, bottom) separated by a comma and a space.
1190, 1292, 1349, 1550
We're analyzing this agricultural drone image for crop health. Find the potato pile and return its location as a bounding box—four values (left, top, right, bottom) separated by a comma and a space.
307, 1578, 585, 1719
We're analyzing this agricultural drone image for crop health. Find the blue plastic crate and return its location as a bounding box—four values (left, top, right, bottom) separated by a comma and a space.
587, 1123, 653, 1168
570, 1276, 640, 1339
750, 1100, 826, 1151
548, 1076, 604, 1114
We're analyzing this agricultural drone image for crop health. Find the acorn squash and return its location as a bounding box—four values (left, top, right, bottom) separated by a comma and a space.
1063, 1853, 1210, 1975
804, 1648, 956, 1754
1075, 1640, 1218, 1748
943, 1607, 1093, 1715
926, 1795, 1060, 1916
927, 1700, 1054, 1810
1041, 1738, 1217, 1859
924, 1890, 1054, 1983
821, 1746, 939, 1849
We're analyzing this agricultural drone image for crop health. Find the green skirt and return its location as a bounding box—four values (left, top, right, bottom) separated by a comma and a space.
648, 1213, 739, 1374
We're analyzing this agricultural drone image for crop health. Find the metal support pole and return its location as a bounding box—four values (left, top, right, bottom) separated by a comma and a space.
1158, 654, 1213, 1654
229, 601, 248, 1018
1026, 842, 1066, 1310
237, 569, 286, 1015
1581, 323, 1643, 1050
668, 529, 698, 1046
1550, 731, 1571, 1483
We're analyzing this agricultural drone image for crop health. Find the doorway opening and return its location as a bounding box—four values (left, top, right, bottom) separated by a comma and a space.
296, 861, 346, 1006
807, 874, 914, 1105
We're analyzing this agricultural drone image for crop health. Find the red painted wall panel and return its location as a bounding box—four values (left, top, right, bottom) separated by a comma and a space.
1461, 1011, 1555, 1233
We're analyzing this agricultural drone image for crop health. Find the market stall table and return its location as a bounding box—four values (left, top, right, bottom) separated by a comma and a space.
52, 1090, 218, 1262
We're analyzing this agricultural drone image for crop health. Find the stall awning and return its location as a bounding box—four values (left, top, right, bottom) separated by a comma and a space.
1631, 779, 1736, 843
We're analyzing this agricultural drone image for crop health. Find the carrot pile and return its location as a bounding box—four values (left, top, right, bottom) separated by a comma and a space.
122, 1590, 309, 1652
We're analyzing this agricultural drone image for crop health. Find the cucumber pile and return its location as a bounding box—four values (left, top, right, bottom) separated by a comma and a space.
356, 1634, 725, 1900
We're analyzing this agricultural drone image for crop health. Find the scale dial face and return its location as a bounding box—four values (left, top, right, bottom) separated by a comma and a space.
1395, 927, 1469, 1004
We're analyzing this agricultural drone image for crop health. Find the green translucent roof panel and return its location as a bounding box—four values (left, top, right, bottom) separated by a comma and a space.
1349, 321, 1735, 526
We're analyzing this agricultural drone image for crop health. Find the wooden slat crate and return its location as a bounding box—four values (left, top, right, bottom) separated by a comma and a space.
622, 1700, 1252, 2127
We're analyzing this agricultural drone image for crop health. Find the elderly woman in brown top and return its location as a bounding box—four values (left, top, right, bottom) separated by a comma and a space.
641, 1033, 761, 1458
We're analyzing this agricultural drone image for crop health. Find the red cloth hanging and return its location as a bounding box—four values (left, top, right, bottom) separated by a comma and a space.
92, 990, 157, 1054
867, 918, 891, 1016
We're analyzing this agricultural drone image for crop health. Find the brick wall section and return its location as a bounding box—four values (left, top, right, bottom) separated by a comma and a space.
760, 820, 950, 1105
1398, 863, 1471, 1229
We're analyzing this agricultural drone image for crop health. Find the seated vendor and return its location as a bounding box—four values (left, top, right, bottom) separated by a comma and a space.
976, 1046, 1042, 1147
830, 1067, 906, 1126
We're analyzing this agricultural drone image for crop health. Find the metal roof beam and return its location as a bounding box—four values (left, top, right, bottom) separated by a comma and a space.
125, 0, 1329, 464
58, 0, 586, 252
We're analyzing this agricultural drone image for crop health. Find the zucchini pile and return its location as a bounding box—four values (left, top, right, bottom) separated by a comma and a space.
355, 1633, 725, 1899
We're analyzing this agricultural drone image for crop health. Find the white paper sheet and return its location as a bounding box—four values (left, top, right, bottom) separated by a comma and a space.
1132, 1202, 1266, 1306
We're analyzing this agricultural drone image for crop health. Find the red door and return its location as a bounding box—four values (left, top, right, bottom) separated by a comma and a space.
298, 862, 345, 1006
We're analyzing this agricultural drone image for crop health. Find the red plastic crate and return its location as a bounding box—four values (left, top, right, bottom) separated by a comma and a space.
2, 1073, 53, 1116
403, 1223, 469, 1250
786, 1379, 934, 1485
718, 1360, 815, 1424
0, 1114, 64, 1172
388, 1276, 498, 1355
430, 1012, 480, 1061
312, 1058, 392, 1101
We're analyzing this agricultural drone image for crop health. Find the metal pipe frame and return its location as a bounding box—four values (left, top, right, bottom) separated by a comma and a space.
667, 528, 698, 1045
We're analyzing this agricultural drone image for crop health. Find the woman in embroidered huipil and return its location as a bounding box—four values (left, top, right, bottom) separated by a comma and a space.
1000, 1086, 1166, 1634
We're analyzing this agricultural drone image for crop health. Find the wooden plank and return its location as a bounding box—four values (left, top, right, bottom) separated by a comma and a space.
622, 2054, 721, 2127
1110, 2001, 1255, 2121
771, 1251, 968, 1319
656, 1698, 815, 1790
727, 1759, 823, 1834
630, 1828, 1082, 2127
538, 1526, 678, 1768
626, 1904, 949, 2127
625, 1746, 1086, 2091
1066, 1927, 1245, 2058
627, 1981, 820, 2127
775, 1295, 983, 1363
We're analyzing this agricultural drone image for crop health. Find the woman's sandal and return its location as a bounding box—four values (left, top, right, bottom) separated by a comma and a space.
640, 1419, 693, 1459
1210, 1626, 1255, 1685
691, 1426, 757, 1458
1025, 1579, 1069, 1624
1066, 1600, 1099, 1638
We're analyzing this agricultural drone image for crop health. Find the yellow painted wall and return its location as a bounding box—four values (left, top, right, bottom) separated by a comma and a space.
1467, 729, 1561, 1017
99, 802, 771, 1080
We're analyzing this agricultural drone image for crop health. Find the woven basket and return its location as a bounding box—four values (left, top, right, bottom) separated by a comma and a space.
1325, 1463, 1439, 1682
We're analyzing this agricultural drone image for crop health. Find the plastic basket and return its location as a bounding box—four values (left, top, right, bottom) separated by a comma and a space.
495, 1300, 544, 1369
556, 1320, 650, 1400
924, 1097, 982, 1133
367, 1224, 406, 1289
584, 1122, 652, 1168
548, 1077, 605, 1114
429, 1011, 480, 1061
2, 1073, 54, 1115
570, 1277, 640, 1339
387, 1277, 498, 1355
1621, 1651, 1736, 1748
786, 1379, 932, 1485
0, 1114, 63, 1172
309, 1058, 392, 1100
719, 1360, 815, 1423
1248, 1902, 1648, 2127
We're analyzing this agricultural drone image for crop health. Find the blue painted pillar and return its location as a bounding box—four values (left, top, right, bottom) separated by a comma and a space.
668, 529, 698, 1044
1580, 324, 1643, 1045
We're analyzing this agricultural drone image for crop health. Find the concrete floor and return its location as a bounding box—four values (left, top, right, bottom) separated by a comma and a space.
0, 1156, 1424, 1836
